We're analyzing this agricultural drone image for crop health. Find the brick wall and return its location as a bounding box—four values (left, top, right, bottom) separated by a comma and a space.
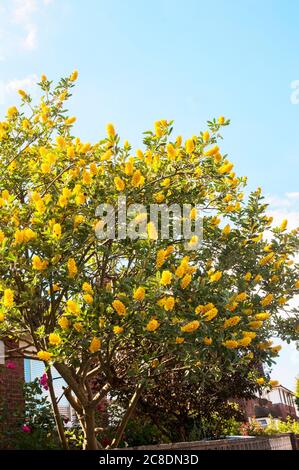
127, 433, 295, 450
0, 339, 24, 430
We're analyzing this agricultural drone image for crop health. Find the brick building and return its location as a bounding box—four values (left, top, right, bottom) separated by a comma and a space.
0, 339, 24, 429
237, 384, 298, 424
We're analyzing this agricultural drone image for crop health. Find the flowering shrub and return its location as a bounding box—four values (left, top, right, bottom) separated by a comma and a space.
0, 73, 298, 448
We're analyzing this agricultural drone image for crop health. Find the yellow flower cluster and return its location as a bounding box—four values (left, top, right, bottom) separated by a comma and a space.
133, 287, 145, 301
223, 315, 241, 329
158, 296, 175, 311
37, 351, 53, 361
112, 300, 126, 316
181, 320, 200, 333
67, 258, 78, 278
2, 289, 14, 308
89, 337, 101, 353
49, 333, 61, 346
156, 246, 174, 268
160, 270, 172, 286
146, 318, 160, 332
209, 271, 222, 282
32, 255, 49, 271
260, 293, 273, 307
14, 228, 37, 245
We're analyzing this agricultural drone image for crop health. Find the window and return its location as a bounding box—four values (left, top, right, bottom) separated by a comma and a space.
0, 340, 5, 365
257, 419, 268, 427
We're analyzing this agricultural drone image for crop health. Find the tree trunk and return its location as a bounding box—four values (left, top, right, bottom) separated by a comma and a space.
46, 367, 69, 450
79, 407, 100, 450
110, 383, 143, 448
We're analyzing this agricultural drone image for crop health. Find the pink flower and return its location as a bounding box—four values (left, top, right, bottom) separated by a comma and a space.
6, 361, 16, 370
39, 373, 49, 391
22, 425, 31, 433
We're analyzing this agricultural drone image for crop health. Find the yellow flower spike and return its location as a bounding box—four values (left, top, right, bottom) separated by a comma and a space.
106, 123, 116, 138
185, 139, 195, 154
7, 106, 18, 118
0, 229, 5, 243
65, 116, 76, 125
222, 340, 238, 349
41, 74, 47, 82
255, 312, 270, 321
56, 135, 66, 148
218, 116, 225, 124
175, 135, 182, 146
147, 222, 158, 240
175, 337, 185, 344
89, 337, 101, 353
204, 145, 219, 157
209, 271, 222, 282
112, 300, 126, 316
189, 207, 197, 220
271, 345, 282, 354
202, 130, 210, 141
222, 224, 231, 236
180, 273, 192, 289
18, 89, 27, 99
133, 287, 145, 301
37, 351, 52, 361
154, 192, 165, 203
114, 176, 125, 192
248, 320, 263, 329
235, 292, 247, 302
204, 337, 213, 345
2, 289, 14, 308
113, 326, 124, 334
160, 270, 172, 286
82, 282, 93, 294
161, 178, 171, 188
260, 293, 273, 307
70, 70, 78, 81
154, 121, 163, 137
163, 296, 175, 311
131, 170, 144, 188
256, 377, 265, 385
204, 307, 218, 322
124, 158, 134, 175
66, 300, 80, 315
48, 333, 61, 346
67, 258, 78, 278
181, 320, 200, 333
52, 223, 62, 239
32, 255, 48, 271
223, 316, 241, 329
73, 322, 83, 333
244, 272, 252, 281
83, 294, 93, 304
269, 380, 279, 387
58, 316, 69, 330
136, 149, 143, 159
237, 337, 252, 347
67, 146, 75, 158
166, 143, 177, 159
146, 319, 160, 332
279, 219, 288, 231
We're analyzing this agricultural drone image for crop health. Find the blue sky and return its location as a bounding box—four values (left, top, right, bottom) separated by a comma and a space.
0, 0, 298, 390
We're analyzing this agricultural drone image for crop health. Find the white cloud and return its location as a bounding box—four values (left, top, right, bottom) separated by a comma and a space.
4, 74, 38, 93
0, 0, 53, 56
266, 192, 299, 230
12, 0, 37, 24
0, 74, 38, 104
22, 24, 37, 50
